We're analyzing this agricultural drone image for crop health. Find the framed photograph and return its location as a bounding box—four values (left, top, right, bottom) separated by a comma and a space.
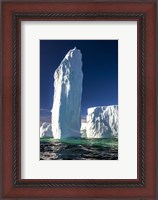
1, 1, 157, 199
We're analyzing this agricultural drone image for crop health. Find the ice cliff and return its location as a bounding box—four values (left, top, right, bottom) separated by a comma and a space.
86, 105, 118, 138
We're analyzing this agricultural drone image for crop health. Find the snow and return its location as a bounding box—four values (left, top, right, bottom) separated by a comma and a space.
86, 105, 118, 138
40, 122, 53, 138
51, 47, 83, 139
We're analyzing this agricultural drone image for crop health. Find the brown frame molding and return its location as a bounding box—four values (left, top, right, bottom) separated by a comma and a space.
1, 1, 157, 199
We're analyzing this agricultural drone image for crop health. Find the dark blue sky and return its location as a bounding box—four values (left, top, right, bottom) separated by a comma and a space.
40, 40, 118, 121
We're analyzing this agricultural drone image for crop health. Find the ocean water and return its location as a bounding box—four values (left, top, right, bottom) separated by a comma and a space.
40, 138, 118, 160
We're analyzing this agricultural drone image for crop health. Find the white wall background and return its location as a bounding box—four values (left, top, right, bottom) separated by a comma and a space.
21, 21, 137, 179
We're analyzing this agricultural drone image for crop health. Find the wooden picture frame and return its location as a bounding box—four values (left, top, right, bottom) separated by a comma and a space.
1, 1, 157, 199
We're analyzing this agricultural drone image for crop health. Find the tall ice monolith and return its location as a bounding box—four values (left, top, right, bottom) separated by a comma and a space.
51, 47, 83, 139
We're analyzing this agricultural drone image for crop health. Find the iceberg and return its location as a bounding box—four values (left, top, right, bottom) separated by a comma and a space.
40, 122, 53, 138
86, 105, 118, 138
51, 47, 83, 139
80, 121, 87, 138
